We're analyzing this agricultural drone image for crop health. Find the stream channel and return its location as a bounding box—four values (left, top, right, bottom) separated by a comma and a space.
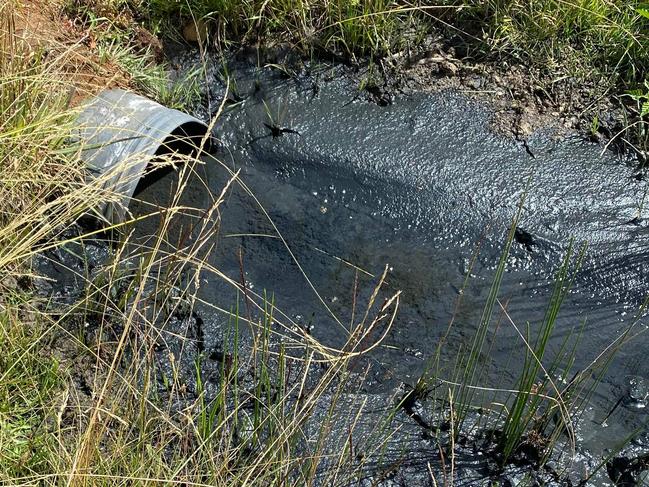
40, 49, 649, 485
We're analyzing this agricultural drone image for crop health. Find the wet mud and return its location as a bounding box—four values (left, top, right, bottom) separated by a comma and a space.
36, 50, 649, 484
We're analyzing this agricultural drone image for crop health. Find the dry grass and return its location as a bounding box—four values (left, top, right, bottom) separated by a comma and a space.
0, 3, 403, 484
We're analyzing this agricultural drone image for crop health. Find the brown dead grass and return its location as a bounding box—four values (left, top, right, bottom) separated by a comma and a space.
12, 0, 134, 106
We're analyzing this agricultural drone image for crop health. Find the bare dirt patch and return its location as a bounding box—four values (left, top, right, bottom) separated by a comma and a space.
367, 36, 630, 155
12, 0, 156, 106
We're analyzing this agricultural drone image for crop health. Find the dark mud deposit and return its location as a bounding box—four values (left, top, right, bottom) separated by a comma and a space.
39, 51, 649, 484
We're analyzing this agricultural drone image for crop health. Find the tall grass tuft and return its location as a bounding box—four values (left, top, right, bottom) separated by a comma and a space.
453, 193, 525, 433
114, 0, 423, 58
498, 241, 585, 463
442, 0, 649, 85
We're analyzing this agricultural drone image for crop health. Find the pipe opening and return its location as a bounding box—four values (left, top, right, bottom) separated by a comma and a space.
154, 121, 210, 157
133, 121, 210, 196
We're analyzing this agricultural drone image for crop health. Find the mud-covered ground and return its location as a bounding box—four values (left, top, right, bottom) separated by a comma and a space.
34, 45, 649, 485
383, 36, 628, 149
171, 39, 635, 160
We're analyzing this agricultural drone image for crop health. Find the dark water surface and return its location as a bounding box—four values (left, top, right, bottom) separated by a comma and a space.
127, 57, 649, 483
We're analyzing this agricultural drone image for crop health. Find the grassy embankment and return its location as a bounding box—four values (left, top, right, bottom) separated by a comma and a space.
1, 0, 649, 485
138, 0, 649, 152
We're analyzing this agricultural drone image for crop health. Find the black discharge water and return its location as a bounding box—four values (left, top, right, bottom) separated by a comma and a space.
36, 51, 649, 485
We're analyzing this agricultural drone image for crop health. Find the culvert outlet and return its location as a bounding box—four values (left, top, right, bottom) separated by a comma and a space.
75, 89, 209, 224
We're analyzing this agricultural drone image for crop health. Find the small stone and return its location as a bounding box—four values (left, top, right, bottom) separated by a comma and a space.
469, 76, 484, 89
519, 120, 532, 135
440, 60, 458, 75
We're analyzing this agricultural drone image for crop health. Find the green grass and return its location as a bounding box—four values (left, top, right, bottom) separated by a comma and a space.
410, 206, 637, 472
111, 0, 649, 84
63, 1, 203, 110
96, 39, 202, 109
0, 298, 61, 480
444, 0, 649, 73
498, 241, 585, 463
81, 0, 428, 58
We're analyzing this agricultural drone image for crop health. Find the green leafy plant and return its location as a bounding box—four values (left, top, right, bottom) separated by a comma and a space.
628, 80, 649, 118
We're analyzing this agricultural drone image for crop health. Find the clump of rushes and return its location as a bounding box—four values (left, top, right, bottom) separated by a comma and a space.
453, 193, 526, 434
414, 195, 638, 474
498, 240, 585, 464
